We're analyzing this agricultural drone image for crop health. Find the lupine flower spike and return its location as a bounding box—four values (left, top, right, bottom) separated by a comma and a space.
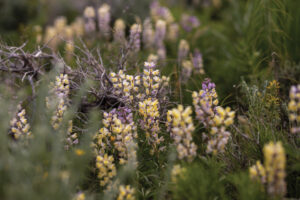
180, 14, 200, 32
192, 78, 218, 128
44, 26, 58, 50
150, 1, 174, 24
192, 79, 235, 154
249, 141, 286, 198
249, 161, 266, 184
154, 19, 166, 48
83, 6, 96, 33
178, 40, 190, 63
129, 24, 142, 53
64, 26, 74, 61
117, 185, 135, 200
192, 49, 205, 74
142, 62, 162, 98
65, 120, 79, 150
206, 106, 235, 154
71, 17, 84, 38
96, 153, 117, 187
114, 19, 126, 43
54, 16, 67, 35
147, 54, 159, 64
109, 70, 140, 106
98, 4, 111, 39
138, 96, 164, 154
167, 105, 197, 162
264, 142, 286, 197
46, 74, 70, 130
94, 107, 137, 165
171, 164, 186, 183
143, 18, 154, 49
10, 105, 32, 140
288, 85, 300, 134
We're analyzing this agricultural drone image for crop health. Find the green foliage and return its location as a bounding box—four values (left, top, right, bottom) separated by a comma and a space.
172, 159, 227, 200
229, 172, 267, 200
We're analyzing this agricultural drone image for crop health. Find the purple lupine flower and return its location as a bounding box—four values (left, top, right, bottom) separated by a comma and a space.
83, 6, 96, 33
150, 1, 174, 23
157, 7, 167, 18
144, 61, 156, 69
143, 18, 154, 49
98, 4, 111, 39
180, 14, 200, 32
116, 106, 134, 124
129, 24, 142, 52
150, 1, 165, 19
192, 49, 205, 74
150, 1, 160, 11
202, 78, 216, 91
178, 40, 190, 63
288, 85, 300, 134
105, 106, 135, 128
192, 78, 219, 128
154, 19, 166, 48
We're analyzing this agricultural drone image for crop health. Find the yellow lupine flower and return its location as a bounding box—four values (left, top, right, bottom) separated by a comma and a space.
117, 185, 135, 200
250, 141, 286, 197
167, 105, 197, 162
10, 107, 32, 140
288, 85, 300, 134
